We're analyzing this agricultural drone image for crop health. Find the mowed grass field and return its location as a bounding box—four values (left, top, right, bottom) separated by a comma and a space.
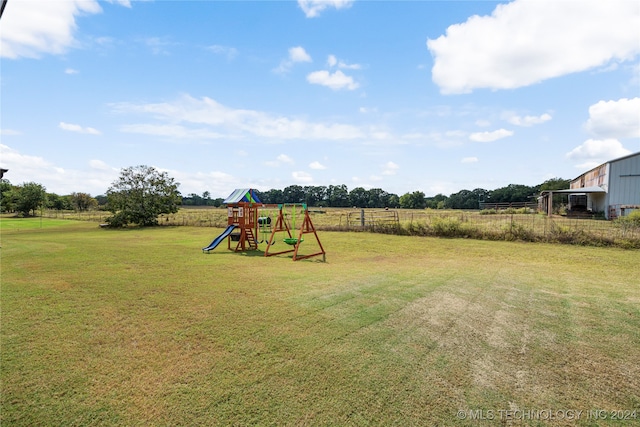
1, 218, 639, 426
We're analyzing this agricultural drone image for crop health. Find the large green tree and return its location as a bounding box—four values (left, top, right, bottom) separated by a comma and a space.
489, 184, 538, 203
539, 177, 571, 210
15, 182, 47, 216
399, 191, 427, 209
0, 179, 15, 213
71, 192, 98, 211
46, 193, 72, 211
282, 185, 305, 203
539, 177, 570, 191
446, 189, 477, 209
349, 187, 368, 208
106, 165, 181, 227
327, 184, 349, 207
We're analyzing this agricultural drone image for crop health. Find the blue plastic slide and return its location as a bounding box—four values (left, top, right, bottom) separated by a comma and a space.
202, 225, 237, 252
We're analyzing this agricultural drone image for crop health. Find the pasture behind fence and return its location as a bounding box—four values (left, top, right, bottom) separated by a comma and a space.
41, 207, 640, 248
391, 210, 639, 244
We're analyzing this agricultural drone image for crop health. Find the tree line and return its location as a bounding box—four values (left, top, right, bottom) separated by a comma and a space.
274, 180, 570, 209
183, 178, 571, 210
0, 165, 571, 227
0, 180, 98, 216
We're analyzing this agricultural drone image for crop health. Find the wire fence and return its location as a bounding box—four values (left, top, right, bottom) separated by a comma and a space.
42, 207, 640, 248
391, 210, 640, 245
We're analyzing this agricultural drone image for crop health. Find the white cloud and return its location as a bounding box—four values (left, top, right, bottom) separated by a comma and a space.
370, 130, 392, 141
89, 159, 113, 171
289, 46, 312, 63
566, 139, 632, 165
207, 44, 238, 60
461, 157, 479, 164
292, 171, 313, 183
0, 144, 117, 195
265, 154, 295, 168
475, 119, 491, 127
427, 0, 640, 94
277, 154, 294, 164
307, 70, 359, 90
507, 113, 552, 127
106, 0, 132, 7
630, 63, 640, 87
309, 161, 326, 170
298, 0, 354, 18
169, 169, 240, 198
119, 124, 223, 140
112, 94, 365, 141
142, 37, 176, 55
469, 129, 513, 142
1, 144, 51, 173
274, 46, 312, 73
327, 54, 361, 70
585, 97, 640, 139
0, 0, 134, 59
59, 122, 101, 135
65, 68, 79, 74
0, 129, 22, 136
382, 161, 399, 176
359, 107, 377, 114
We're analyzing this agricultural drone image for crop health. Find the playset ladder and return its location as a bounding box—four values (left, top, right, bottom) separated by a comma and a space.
233, 227, 258, 252
244, 228, 258, 251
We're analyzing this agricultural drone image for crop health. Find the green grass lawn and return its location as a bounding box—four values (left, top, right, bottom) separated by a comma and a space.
1, 219, 639, 425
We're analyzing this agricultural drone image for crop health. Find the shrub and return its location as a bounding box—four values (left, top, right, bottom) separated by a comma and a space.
502, 207, 533, 215
430, 217, 476, 238
105, 211, 129, 228
615, 210, 640, 230
479, 209, 497, 215
614, 238, 640, 250
503, 222, 537, 242
404, 221, 429, 236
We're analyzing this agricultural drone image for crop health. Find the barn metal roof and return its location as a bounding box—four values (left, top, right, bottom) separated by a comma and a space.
541, 186, 606, 194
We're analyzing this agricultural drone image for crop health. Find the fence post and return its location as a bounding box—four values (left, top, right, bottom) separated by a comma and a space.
361, 209, 365, 228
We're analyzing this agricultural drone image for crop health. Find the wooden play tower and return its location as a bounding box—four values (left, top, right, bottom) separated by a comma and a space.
224, 188, 260, 252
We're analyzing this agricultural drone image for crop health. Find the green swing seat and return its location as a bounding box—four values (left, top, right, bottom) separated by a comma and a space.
283, 237, 304, 245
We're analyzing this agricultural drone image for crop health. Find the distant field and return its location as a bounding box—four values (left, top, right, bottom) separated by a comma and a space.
2, 219, 639, 425
42, 206, 640, 247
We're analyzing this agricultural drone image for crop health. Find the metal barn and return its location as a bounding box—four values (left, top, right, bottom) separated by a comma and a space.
539, 152, 640, 219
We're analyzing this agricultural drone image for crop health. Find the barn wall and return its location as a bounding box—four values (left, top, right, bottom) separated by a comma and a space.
570, 163, 609, 190
607, 153, 640, 207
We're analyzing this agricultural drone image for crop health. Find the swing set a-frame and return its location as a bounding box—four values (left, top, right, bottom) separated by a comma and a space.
263, 203, 326, 262
202, 189, 326, 262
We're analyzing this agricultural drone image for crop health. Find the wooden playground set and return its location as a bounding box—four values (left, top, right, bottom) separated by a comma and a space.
202, 189, 326, 261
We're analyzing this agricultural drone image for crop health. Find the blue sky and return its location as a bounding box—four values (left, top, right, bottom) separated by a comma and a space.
1, 0, 639, 199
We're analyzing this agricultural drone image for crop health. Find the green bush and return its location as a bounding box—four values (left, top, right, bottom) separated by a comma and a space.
105, 211, 129, 228
479, 209, 497, 215
430, 217, 477, 238
502, 222, 537, 242
615, 210, 640, 230
613, 238, 640, 249
404, 222, 429, 236
502, 207, 533, 215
